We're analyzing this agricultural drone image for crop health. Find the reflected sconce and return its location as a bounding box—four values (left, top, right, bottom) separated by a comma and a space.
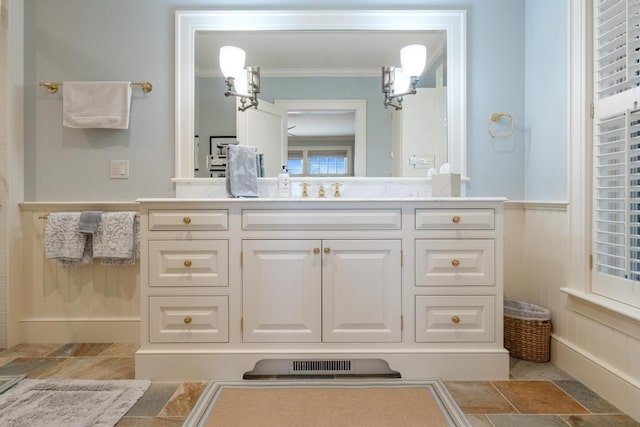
382, 44, 427, 110
219, 46, 261, 112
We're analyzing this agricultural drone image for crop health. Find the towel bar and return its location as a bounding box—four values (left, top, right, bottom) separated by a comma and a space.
39, 81, 153, 94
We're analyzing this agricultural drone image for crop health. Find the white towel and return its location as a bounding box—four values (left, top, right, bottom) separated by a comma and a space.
226, 144, 259, 198
63, 81, 132, 129
44, 212, 93, 267
93, 212, 138, 265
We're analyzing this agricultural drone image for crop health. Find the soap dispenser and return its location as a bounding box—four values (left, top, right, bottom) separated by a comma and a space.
278, 166, 291, 197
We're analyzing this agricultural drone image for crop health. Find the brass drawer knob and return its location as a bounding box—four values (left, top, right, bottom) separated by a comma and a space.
184, 316, 192, 324
452, 315, 461, 324
184, 260, 192, 267
324, 247, 331, 254
183, 216, 192, 224
451, 259, 460, 267
313, 248, 320, 254
452, 216, 461, 224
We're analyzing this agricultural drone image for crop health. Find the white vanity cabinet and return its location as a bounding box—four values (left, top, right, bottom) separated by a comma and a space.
242, 239, 401, 343
136, 198, 508, 381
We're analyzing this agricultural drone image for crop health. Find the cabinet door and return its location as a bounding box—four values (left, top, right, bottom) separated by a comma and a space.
322, 240, 402, 342
242, 240, 322, 342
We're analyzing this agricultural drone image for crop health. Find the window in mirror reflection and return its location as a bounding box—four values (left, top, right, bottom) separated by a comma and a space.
287, 147, 352, 177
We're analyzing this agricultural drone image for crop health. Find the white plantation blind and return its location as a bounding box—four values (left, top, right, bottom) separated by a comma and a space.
596, 0, 640, 100
593, 0, 640, 308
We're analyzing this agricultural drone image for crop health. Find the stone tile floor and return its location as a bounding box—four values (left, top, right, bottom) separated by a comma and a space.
0, 343, 638, 426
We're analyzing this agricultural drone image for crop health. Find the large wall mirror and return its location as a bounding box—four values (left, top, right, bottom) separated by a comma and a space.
175, 10, 466, 180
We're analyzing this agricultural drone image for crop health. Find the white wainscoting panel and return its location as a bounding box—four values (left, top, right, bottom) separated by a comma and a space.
18, 204, 140, 343
505, 202, 640, 421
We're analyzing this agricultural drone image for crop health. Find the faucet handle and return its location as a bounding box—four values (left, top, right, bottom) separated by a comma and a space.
300, 182, 310, 198
333, 182, 342, 198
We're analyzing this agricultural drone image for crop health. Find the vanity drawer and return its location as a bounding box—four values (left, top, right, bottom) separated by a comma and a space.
242, 209, 402, 230
148, 240, 228, 287
148, 209, 228, 231
149, 296, 229, 343
415, 209, 494, 230
415, 295, 495, 342
415, 239, 494, 287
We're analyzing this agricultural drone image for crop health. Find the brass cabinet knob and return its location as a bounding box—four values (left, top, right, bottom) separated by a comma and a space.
313, 248, 320, 254
452, 315, 461, 324
324, 247, 331, 254
452, 216, 461, 224
184, 316, 192, 324
451, 259, 460, 267
184, 260, 192, 267
183, 216, 192, 224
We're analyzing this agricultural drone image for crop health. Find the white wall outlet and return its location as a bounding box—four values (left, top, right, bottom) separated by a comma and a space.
110, 160, 129, 179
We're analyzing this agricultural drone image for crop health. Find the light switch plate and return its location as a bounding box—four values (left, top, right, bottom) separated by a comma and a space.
110, 160, 129, 179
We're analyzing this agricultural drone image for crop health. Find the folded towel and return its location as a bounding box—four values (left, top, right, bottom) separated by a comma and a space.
44, 212, 93, 266
78, 211, 104, 234
226, 144, 259, 198
93, 212, 138, 265
63, 81, 132, 129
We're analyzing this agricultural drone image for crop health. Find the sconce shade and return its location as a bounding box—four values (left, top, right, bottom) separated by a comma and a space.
394, 68, 411, 94
234, 68, 249, 96
219, 46, 246, 79
400, 44, 427, 77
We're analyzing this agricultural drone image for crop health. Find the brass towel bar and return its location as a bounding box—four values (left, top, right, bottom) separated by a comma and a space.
39, 81, 153, 94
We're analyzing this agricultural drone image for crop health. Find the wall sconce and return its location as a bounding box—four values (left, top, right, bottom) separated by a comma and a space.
382, 44, 427, 110
219, 46, 261, 112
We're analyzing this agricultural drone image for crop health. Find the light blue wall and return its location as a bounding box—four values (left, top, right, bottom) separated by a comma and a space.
524, 0, 568, 201
22, 0, 560, 201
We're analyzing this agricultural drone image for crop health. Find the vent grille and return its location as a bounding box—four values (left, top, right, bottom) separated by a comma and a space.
291, 359, 353, 373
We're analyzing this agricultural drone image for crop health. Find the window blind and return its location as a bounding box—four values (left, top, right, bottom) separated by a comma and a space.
593, 0, 640, 307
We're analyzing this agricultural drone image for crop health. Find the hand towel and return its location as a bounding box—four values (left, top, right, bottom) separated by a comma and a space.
78, 211, 104, 234
44, 212, 93, 266
226, 144, 259, 198
63, 81, 132, 129
100, 215, 140, 266
93, 212, 138, 265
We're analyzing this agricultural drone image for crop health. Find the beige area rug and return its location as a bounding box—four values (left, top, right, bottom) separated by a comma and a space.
0, 378, 150, 426
184, 379, 470, 427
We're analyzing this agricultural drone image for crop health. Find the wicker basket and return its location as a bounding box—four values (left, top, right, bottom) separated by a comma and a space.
503, 299, 551, 363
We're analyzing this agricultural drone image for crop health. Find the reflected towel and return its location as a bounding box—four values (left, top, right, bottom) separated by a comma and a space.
226, 144, 259, 198
44, 212, 93, 266
63, 81, 132, 129
93, 212, 138, 265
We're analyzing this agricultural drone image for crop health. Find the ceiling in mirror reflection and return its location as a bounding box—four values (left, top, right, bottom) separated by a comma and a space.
195, 31, 446, 77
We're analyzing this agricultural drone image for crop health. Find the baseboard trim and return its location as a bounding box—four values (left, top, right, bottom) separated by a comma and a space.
20, 320, 140, 344
552, 336, 640, 422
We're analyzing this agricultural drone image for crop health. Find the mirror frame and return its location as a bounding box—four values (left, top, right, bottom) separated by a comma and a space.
175, 10, 466, 180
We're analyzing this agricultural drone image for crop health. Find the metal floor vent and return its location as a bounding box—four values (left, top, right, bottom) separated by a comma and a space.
291, 359, 352, 374
243, 358, 400, 379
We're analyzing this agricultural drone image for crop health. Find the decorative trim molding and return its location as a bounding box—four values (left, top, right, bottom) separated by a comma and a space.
20, 320, 140, 344
19, 201, 139, 212
504, 201, 569, 211
552, 336, 640, 421
560, 287, 640, 340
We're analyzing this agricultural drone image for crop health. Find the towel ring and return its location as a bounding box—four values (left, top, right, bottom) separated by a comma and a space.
488, 112, 514, 138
